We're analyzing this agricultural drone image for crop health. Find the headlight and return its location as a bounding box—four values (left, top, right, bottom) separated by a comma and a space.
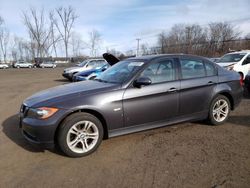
226, 64, 234, 71
27, 107, 58, 119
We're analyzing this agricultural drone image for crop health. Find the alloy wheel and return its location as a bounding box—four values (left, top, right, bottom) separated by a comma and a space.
212, 99, 229, 122
66, 121, 99, 154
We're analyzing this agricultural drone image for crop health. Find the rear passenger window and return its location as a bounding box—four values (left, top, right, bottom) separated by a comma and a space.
205, 62, 216, 76
180, 59, 206, 79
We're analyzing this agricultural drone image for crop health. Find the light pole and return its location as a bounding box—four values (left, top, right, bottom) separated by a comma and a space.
136, 38, 141, 57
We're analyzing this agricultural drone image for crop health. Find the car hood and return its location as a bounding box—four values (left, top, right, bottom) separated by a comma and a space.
217, 62, 236, 67
24, 80, 119, 107
103, 53, 120, 66
64, 67, 82, 72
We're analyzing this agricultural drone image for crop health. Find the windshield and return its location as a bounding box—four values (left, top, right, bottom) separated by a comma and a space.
78, 60, 88, 67
96, 60, 145, 84
218, 53, 246, 63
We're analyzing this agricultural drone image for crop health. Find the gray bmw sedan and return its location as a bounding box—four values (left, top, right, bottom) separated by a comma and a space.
19, 54, 243, 157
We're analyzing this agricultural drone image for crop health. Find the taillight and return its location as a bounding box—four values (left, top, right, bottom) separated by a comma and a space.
239, 74, 244, 86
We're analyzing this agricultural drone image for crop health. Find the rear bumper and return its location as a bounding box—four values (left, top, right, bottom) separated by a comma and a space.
245, 75, 250, 85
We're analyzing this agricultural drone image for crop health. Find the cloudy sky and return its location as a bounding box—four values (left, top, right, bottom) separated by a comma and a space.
0, 0, 250, 55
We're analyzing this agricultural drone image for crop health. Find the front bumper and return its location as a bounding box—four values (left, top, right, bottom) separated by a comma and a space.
73, 76, 87, 82
19, 109, 67, 147
62, 72, 73, 80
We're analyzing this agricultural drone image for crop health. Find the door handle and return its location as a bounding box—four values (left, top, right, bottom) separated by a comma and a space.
167, 88, 178, 93
207, 81, 214, 85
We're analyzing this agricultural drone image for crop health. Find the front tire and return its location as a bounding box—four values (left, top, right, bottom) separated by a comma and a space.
208, 95, 231, 125
57, 112, 104, 157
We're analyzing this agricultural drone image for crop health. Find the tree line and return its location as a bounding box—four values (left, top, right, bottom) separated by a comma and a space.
152, 23, 250, 57
0, 7, 250, 63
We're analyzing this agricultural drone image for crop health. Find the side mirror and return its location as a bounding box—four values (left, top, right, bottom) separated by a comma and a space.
134, 77, 152, 88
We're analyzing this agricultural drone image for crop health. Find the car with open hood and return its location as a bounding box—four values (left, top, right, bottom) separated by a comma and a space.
63, 59, 107, 81
20, 54, 243, 157
72, 53, 120, 82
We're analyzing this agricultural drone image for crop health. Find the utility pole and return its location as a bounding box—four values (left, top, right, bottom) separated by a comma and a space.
136, 38, 141, 57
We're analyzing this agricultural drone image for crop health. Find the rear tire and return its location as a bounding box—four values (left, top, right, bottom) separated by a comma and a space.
57, 112, 104, 157
208, 95, 231, 125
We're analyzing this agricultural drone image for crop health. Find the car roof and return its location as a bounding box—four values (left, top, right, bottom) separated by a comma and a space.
126, 54, 209, 62
226, 50, 250, 54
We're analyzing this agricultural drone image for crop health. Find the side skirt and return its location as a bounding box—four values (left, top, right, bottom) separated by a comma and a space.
108, 111, 208, 138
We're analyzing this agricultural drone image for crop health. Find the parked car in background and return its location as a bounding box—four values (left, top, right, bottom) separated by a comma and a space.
72, 53, 120, 82
217, 50, 250, 82
20, 54, 243, 157
210, 57, 220, 63
62, 59, 108, 81
13, 61, 33, 68
72, 64, 110, 82
0, 63, 9, 69
40, 61, 56, 68
244, 74, 250, 92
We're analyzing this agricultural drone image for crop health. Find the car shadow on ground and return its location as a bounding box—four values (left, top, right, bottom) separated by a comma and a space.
228, 115, 250, 127
243, 86, 250, 98
1, 114, 67, 156
1, 114, 45, 152
54, 79, 70, 83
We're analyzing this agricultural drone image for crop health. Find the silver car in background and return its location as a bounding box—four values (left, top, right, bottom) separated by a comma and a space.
40, 61, 56, 68
14, 61, 33, 68
0, 63, 9, 69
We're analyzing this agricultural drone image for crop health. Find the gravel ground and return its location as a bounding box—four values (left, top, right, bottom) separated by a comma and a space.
0, 68, 250, 188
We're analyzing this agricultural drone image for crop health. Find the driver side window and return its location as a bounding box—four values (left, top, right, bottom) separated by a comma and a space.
140, 59, 175, 84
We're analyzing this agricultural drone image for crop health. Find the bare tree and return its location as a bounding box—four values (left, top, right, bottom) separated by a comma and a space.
140, 43, 149, 55
49, 11, 62, 57
23, 8, 53, 58
88, 29, 101, 57
0, 16, 10, 63
71, 32, 86, 57
53, 6, 77, 58
207, 22, 240, 54
0, 16, 3, 27
158, 32, 167, 53
0, 16, 4, 61
106, 48, 123, 57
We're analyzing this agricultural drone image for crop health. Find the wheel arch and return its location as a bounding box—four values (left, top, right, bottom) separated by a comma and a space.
216, 91, 234, 110
54, 108, 109, 144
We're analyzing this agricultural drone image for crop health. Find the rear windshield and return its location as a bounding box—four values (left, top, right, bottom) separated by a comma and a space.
218, 53, 246, 63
